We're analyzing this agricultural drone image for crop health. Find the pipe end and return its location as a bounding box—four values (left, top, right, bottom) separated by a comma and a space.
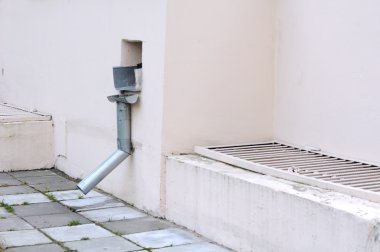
77, 181, 91, 195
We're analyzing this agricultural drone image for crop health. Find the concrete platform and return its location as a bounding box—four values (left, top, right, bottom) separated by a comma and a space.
0, 103, 54, 171
166, 154, 380, 252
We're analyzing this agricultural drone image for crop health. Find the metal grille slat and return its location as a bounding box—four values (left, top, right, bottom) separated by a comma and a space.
248, 155, 330, 163
219, 147, 296, 155
309, 167, 379, 178
233, 151, 318, 159
195, 141, 380, 203
330, 173, 380, 182
297, 163, 365, 172
300, 164, 374, 174
274, 161, 354, 169
258, 158, 342, 166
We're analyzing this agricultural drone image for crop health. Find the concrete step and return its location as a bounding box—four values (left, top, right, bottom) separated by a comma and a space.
0, 103, 54, 171
166, 154, 380, 252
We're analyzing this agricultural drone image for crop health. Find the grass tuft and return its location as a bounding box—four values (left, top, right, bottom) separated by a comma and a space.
68, 220, 81, 226
114, 231, 124, 236
80, 237, 90, 240
45, 193, 57, 202
0, 201, 14, 213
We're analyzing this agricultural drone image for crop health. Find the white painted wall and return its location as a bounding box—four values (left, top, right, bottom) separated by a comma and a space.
274, 1, 380, 165
0, 0, 167, 214
163, 0, 275, 154
0, 0, 276, 216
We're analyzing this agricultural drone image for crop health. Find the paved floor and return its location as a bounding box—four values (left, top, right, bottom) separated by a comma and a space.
0, 170, 230, 252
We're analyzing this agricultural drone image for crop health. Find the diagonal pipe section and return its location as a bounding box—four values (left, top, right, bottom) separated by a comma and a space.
77, 149, 130, 194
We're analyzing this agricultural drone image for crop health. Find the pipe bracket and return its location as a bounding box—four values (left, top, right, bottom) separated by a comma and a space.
108, 94, 139, 104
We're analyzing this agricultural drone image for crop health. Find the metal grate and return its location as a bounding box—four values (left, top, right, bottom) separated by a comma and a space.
0, 103, 51, 123
195, 142, 380, 203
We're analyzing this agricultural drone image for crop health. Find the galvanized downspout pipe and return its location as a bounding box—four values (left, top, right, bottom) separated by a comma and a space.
77, 65, 141, 194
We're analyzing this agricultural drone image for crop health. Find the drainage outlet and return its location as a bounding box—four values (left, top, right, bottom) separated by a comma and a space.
195, 142, 380, 203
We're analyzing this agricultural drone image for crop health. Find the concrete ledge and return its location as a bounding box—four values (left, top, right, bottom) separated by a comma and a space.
0, 121, 54, 171
165, 155, 380, 252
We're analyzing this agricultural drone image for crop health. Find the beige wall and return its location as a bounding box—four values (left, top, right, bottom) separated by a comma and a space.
163, 0, 276, 154
0, 0, 167, 214
274, 0, 380, 165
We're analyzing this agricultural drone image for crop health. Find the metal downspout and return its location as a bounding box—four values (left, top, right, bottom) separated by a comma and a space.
77, 64, 141, 194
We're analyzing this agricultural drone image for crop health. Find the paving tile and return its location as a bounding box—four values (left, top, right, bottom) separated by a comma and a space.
61, 196, 124, 212
5, 243, 65, 252
13, 202, 71, 217
30, 181, 77, 192
0, 174, 13, 180
0, 230, 51, 248
23, 212, 91, 228
0, 185, 37, 196
49, 189, 104, 201
124, 228, 202, 249
0, 177, 22, 187
64, 236, 141, 252
0, 216, 34, 231
79, 206, 146, 223
0, 208, 16, 218
153, 242, 231, 252
17, 175, 69, 185
10, 170, 56, 178
102, 217, 172, 235
0, 193, 50, 205
41, 223, 114, 242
